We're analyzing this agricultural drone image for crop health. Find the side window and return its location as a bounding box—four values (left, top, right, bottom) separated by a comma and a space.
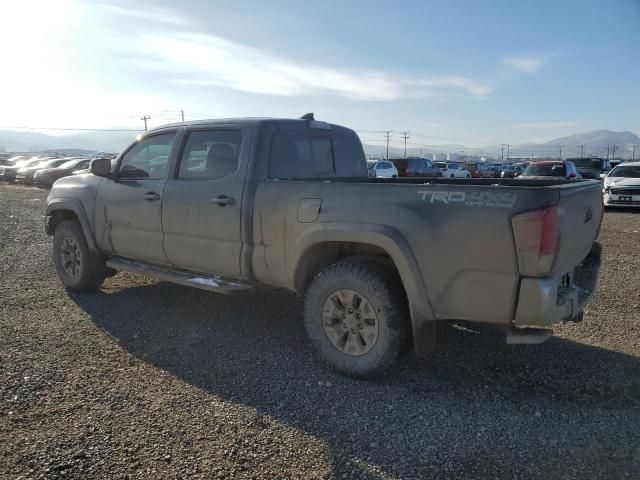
450, 164, 458, 170
119, 133, 176, 180
178, 130, 242, 180
74, 160, 90, 170
269, 130, 336, 178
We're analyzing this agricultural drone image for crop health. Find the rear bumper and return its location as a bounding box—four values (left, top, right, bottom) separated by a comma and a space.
513, 242, 602, 326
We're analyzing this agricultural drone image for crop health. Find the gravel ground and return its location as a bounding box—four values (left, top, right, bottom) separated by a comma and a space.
1, 183, 639, 479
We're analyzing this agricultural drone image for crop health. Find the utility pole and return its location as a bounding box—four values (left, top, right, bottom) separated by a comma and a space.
611, 144, 618, 161
500, 145, 504, 162
181, 109, 185, 122
400, 131, 410, 158
383, 131, 392, 159
579, 144, 585, 158
557, 145, 565, 160
140, 115, 151, 131
606, 144, 610, 160
632, 145, 638, 161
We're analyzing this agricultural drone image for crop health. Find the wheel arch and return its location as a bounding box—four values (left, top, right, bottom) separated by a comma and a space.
289, 223, 437, 355
46, 198, 98, 252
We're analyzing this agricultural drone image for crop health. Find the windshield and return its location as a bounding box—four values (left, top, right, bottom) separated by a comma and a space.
608, 165, 640, 178
59, 159, 81, 169
522, 163, 565, 177
572, 158, 604, 170
434, 162, 446, 169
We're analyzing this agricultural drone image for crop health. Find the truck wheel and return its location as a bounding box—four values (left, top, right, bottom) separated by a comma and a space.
304, 260, 410, 378
53, 220, 107, 291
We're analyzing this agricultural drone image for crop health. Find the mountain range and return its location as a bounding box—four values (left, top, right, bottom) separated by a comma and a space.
1, 128, 638, 161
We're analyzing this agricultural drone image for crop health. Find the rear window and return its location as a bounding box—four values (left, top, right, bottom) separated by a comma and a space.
523, 163, 566, 177
269, 127, 365, 178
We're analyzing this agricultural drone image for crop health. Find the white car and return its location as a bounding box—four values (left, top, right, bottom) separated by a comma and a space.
603, 162, 640, 207
367, 160, 398, 178
434, 162, 471, 178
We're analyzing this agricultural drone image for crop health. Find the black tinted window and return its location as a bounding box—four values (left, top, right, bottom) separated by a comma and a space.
178, 130, 242, 180
119, 133, 176, 180
311, 137, 334, 174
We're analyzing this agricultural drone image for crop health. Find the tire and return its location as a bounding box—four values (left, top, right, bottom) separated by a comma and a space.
52, 220, 107, 291
450, 174, 455, 178
466, 174, 471, 178
304, 259, 411, 378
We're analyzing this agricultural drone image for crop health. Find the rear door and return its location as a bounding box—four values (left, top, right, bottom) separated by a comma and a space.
94, 130, 178, 265
161, 126, 251, 277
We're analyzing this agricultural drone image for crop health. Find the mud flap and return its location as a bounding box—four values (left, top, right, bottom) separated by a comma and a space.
413, 319, 437, 356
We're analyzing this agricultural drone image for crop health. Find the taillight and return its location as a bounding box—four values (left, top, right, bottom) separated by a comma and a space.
512, 206, 560, 277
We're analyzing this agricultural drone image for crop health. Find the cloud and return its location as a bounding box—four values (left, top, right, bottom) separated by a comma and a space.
502, 56, 545, 74
513, 121, 579, 129
96, 3, 189, 26
136, 32, 492, 101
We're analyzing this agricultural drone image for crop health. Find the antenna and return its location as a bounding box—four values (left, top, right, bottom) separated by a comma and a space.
300, 113, 315, 121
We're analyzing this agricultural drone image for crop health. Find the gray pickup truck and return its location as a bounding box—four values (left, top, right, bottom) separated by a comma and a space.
45, 115, 603, 377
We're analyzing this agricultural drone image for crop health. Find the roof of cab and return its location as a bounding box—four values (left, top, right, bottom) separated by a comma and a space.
148, 117, 355, 134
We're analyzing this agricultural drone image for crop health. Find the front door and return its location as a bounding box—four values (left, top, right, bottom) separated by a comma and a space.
94, 131, 177, 265
161, 127, 249, 277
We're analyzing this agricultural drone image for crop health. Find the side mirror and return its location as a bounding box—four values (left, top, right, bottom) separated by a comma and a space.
90, 158, 112, 178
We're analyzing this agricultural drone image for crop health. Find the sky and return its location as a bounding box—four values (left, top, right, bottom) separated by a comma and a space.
0, 0, 638, 150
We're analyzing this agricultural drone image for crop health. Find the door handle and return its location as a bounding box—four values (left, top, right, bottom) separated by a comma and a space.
142, 192, 161, 201
211, 195, 236, 206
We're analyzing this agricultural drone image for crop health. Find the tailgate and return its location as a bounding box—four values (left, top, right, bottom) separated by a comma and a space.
553, 181, 603, 277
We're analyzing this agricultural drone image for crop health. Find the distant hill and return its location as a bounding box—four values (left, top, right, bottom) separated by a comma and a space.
363, 129, 640, 160
0, 129, 142, 153
1, 127, 638, 161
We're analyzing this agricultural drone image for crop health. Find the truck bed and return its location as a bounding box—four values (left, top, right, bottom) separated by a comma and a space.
252, 178, 603, 325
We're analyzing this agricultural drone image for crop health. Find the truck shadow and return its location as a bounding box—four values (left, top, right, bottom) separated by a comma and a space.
72, 279, 640, 479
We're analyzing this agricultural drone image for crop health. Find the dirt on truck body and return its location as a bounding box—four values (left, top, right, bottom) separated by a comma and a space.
45, 114, 603, 377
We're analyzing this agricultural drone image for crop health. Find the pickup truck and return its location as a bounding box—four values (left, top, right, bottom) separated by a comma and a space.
45, 114, 604, 378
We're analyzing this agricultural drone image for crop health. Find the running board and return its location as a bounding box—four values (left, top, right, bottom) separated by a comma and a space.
106, 258, 253, 295
503, 327, 553, 345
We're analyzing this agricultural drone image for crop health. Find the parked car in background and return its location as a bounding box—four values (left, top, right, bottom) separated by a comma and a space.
0, 155, 26, 166
466, 162, 493, 178
566, 157, 611, 180
367, 160, 398, 178
518, 160, 581, 180
33, 158, 92, 186
390, 157, 442, 177
16, 158, 70, 185
602, 162, 640, 207
434, 162, 471, 178
0, 157, 45, 182
501, 164, 524, 178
